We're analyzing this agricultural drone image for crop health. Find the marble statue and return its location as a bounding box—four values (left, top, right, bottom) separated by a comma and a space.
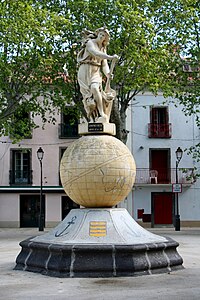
77, 27, 119, 123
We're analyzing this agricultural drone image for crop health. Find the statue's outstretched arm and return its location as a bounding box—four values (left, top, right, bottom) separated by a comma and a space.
86, 40, 113, 60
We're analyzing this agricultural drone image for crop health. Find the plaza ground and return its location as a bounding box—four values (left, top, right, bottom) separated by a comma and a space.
0, 227, 200, 300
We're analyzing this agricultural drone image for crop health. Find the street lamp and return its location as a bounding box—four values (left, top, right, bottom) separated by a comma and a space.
37, 147, 44, 231
175, 147, 183, 231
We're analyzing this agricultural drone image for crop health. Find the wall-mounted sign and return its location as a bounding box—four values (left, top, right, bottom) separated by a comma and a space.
172, 183, 182, 193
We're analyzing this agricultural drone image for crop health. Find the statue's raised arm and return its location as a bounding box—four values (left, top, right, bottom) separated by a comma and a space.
77, 27, 119, 123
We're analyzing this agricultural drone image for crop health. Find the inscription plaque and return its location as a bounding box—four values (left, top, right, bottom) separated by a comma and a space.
88, 123, 103, 132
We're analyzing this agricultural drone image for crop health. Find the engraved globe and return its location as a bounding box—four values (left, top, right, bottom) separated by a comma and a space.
60, 135, 136, 208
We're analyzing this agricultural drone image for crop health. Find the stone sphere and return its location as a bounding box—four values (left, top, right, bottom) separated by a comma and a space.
60, 135, 136, 208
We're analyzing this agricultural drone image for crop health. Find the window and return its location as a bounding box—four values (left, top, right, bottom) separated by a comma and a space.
59, 107, 79, 138
10, 108, 32, 139
59, 147, 67, 186
62, 196, 79, 220
10, 149, 32, 185
148, 107, 171, 138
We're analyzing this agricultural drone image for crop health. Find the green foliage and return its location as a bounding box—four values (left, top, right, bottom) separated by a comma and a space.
60, 0, 194, 141
0, 0, 71, 140
0, 0, 199, 145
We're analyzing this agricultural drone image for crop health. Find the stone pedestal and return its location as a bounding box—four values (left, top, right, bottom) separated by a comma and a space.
14, 208, 183, 277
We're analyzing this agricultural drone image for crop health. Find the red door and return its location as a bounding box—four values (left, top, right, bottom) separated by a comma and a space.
153, 193, 173, 225
150, 149, 170, 183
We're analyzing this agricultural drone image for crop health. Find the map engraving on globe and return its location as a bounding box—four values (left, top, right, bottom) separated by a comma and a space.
60, 135, 136, 207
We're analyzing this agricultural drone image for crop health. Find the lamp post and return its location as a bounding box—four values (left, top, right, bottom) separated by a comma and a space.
37, 147, 44, 231
175, 147, 183, 231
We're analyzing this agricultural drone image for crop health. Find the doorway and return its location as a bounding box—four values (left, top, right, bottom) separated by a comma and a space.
20, 195, 45, 227
62, 196, 80, 220
150, 149, 170, 183
152, 192, 174, 226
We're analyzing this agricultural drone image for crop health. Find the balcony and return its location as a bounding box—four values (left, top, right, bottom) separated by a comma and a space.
9, 170, 33, 185
148, 123, 172, 138
135, 168, 195, 185
58, 123, 79, 139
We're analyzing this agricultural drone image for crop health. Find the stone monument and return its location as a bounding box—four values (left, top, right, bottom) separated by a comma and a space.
14, 27, 183, 277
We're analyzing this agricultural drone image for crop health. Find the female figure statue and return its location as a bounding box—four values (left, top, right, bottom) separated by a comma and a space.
77, 27, 119, 123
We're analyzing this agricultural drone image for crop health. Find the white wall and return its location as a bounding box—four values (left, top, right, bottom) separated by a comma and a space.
0, 109, 74, 227
0, 194, 19, 227
130, 93, 197, 169
0, 111, 76, 187
46, 194, 62, 223
126, 93, 200, 223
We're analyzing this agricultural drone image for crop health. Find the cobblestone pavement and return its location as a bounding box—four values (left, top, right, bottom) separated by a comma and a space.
0, 227, 200, 300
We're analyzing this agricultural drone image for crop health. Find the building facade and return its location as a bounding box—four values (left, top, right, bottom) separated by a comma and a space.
0, 93, 200, 228
121, 93, 200, 227
0, 109, 80, 228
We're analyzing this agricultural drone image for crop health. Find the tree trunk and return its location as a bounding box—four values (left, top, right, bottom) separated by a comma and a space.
111, 97, 128, 144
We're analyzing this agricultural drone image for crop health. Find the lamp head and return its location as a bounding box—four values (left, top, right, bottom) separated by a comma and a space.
176, 147, 183, 163
37, 147, 44, 161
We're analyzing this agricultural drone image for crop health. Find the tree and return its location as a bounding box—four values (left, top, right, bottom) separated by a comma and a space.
150, 0, 200, 110
150, 0, 200, 160
56, 0, 183, 142
1, 0, 198, 145
0, 0, 71, 140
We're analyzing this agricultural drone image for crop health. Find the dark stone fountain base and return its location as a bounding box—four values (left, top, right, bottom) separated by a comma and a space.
14, 237, 183, 278
14, 209, 183, 277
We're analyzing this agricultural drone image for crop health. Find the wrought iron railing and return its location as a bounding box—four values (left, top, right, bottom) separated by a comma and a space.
135, 168, 195, 184
58, 123, 79, 138
148, 123, 172, 138
9, 170, 33, 185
